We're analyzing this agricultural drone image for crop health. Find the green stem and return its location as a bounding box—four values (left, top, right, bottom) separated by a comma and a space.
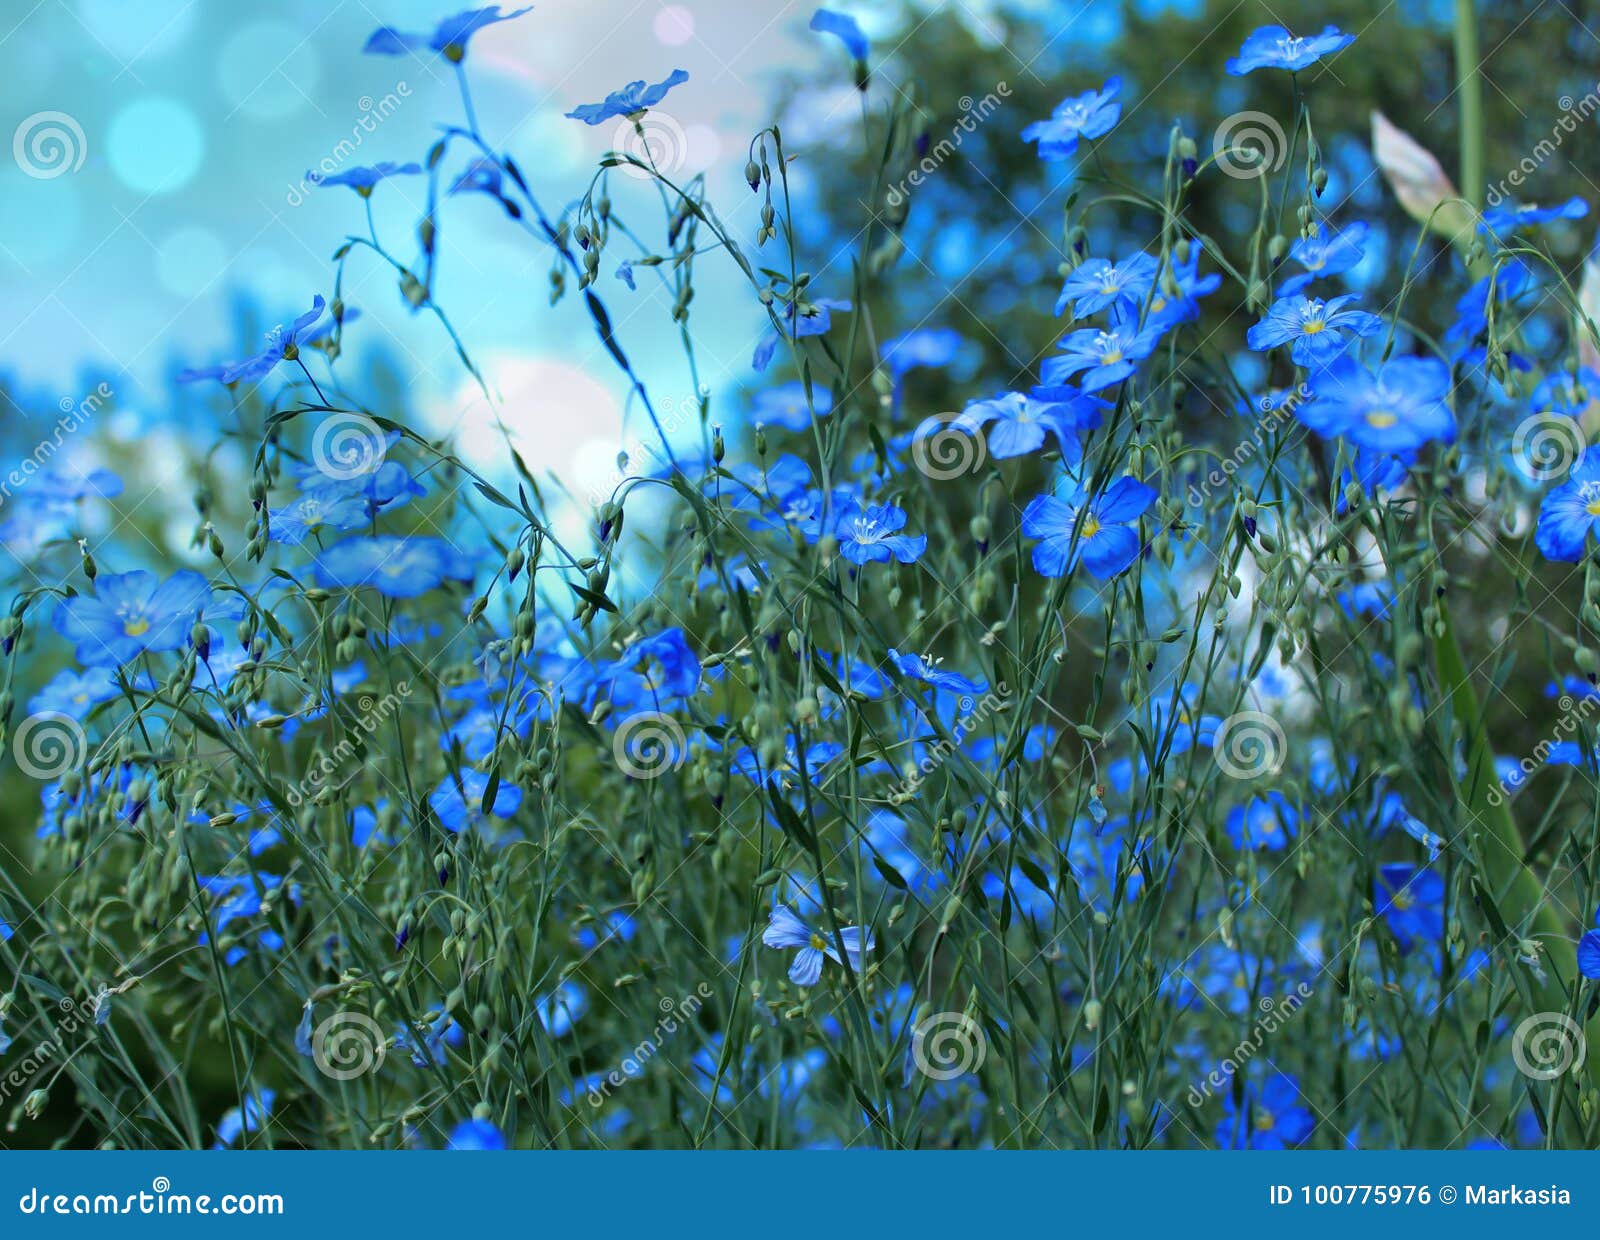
1453, 0, 1484, 208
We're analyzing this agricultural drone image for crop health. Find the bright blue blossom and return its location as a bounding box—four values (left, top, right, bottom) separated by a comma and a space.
446, 1118, 507, 1150
429, 768, 523, 835
268, 491, 369, 546
1054, 253, 1159, 317
364, 7, 532, 59
1225, 25, 1354, 75
1021, 78, 1121, 161
762, 905, 873, 986
54, 569, 227, 667
313, 536, 467, 598
1226, 791, 1298, 851
566, 70, 689, 125
536, 980, 589, 1037
1039, 323, 1160, 394
832, 501, 926, 565
953, 389, 1104, 461
809, 8, 868, 61
883, 328, 963, 376
179, 297, 328, 386
1279, 220, 1368, 296
1146, 247, 1223, 327
1021, 476, 1157, 579
751, 382, 831, 431
1374, 863, 1444, 952
1292, 355, 1456, 452
1535, 452, 1600, 562
1246, 294, 1383, 366
887, 649, 985, 695
213, 1089, 275, 1149
1480, 196, 1588, 235
28, 666, 119, 719
310, 162, 422, 194
1217, 1073, 1313, 1149
1579, 929, 1600, 979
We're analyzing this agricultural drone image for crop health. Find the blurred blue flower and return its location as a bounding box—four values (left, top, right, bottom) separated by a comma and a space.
566, 70, 689, 125
364, 7, 532, 59
1022, 78, 1121, 160
1293, 355, 1455, 452
1225, 25, 1354, 75
313, 536, 467, 598
446, 1118, 508, 1149
809, 9, 868, 60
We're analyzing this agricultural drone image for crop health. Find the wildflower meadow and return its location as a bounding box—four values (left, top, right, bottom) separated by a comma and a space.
6, 0, 1600, 1165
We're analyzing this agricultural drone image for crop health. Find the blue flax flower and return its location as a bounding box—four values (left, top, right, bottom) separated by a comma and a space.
1374, 863, 1444, 952
954, 389, 1104, 461
311, 162, 422, 194
446, 1119, 507, 1150
1292, 356, 1455, 452
1246, 294, 1382, 367
1226, 791, 1299, 850
1480, 196, 1588, 236
180, 297, 329, 386
364, 7, 532, 60
1021, 476, 1158, 579
1040, 323, 1160, 394
1217, 1073, 1313, 1149
213, 1090, 275, 1149
429, 769, 523, 835
54, 569, 226, 667
809, 9, 868, 61
313, 536, 467, 598
566, 70, 689, 125
833, 501, 926, 565
1279, 220, 1368, 296
1022, 78, 1121, 161
751, 382, 831, 431
762, 905, 873, 986
28, 667, 119, 719
1535, 453, 1600, 562
887, 649, 985, 695
1225, 25, 1354, 75
1054, 253, 1159, 318
1146, 247, 1223, 328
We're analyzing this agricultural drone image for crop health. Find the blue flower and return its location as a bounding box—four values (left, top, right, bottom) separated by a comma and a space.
313, 536, 467, 598
1217, 1073, 1313, 1149
833, 501, 926, 565
1226, 791, 1298, 851
1374, 863, 1444, 952
310, 161, 421, 194
364, 7, 532, 59
1480, 196, 1588, 235
887, 649, 985, 695
1292, 355, 1456, 452
446, 1118, 507, 1150
267, 491, 369, 546
1535, 453, 1600, 562
1039, 323, 1160, 394
212, 1089, 275, 1149
762, 905, 872, 986
1021, 476, 1157, 579
1146, 247, 1223, 327
536, 980, 588, 1037
752, 296, 852, 371
566, 70, 689, 125
1246, 294, 1383, 366
179, 297, 328, 386
1579, 929, 1600, 979
53, 569, 227, 667
809, 8, 868, 61
1022, 78, 1121, 161
1054, 253, 1159, 318
883, 328, 963, 376
953, 389, 1105, 461
1225, 25, 1354, 75
429, 768, 523, 835
1278, 220, 1368, 296
28, 666, 119, 719
751, 382, 831, 431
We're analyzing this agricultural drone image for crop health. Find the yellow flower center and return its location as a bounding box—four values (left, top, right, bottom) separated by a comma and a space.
1586, 499, 1600, 517
1255, 1109, 1276, 1132
809, 933, 827, 950
123, 617, 150, 637
1101, 348, 1124, 365
1364, 409, 1397, 429
1391, 889, 1413, 911
1080, 514, 1102, 539
1301, 318, 1325, 334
